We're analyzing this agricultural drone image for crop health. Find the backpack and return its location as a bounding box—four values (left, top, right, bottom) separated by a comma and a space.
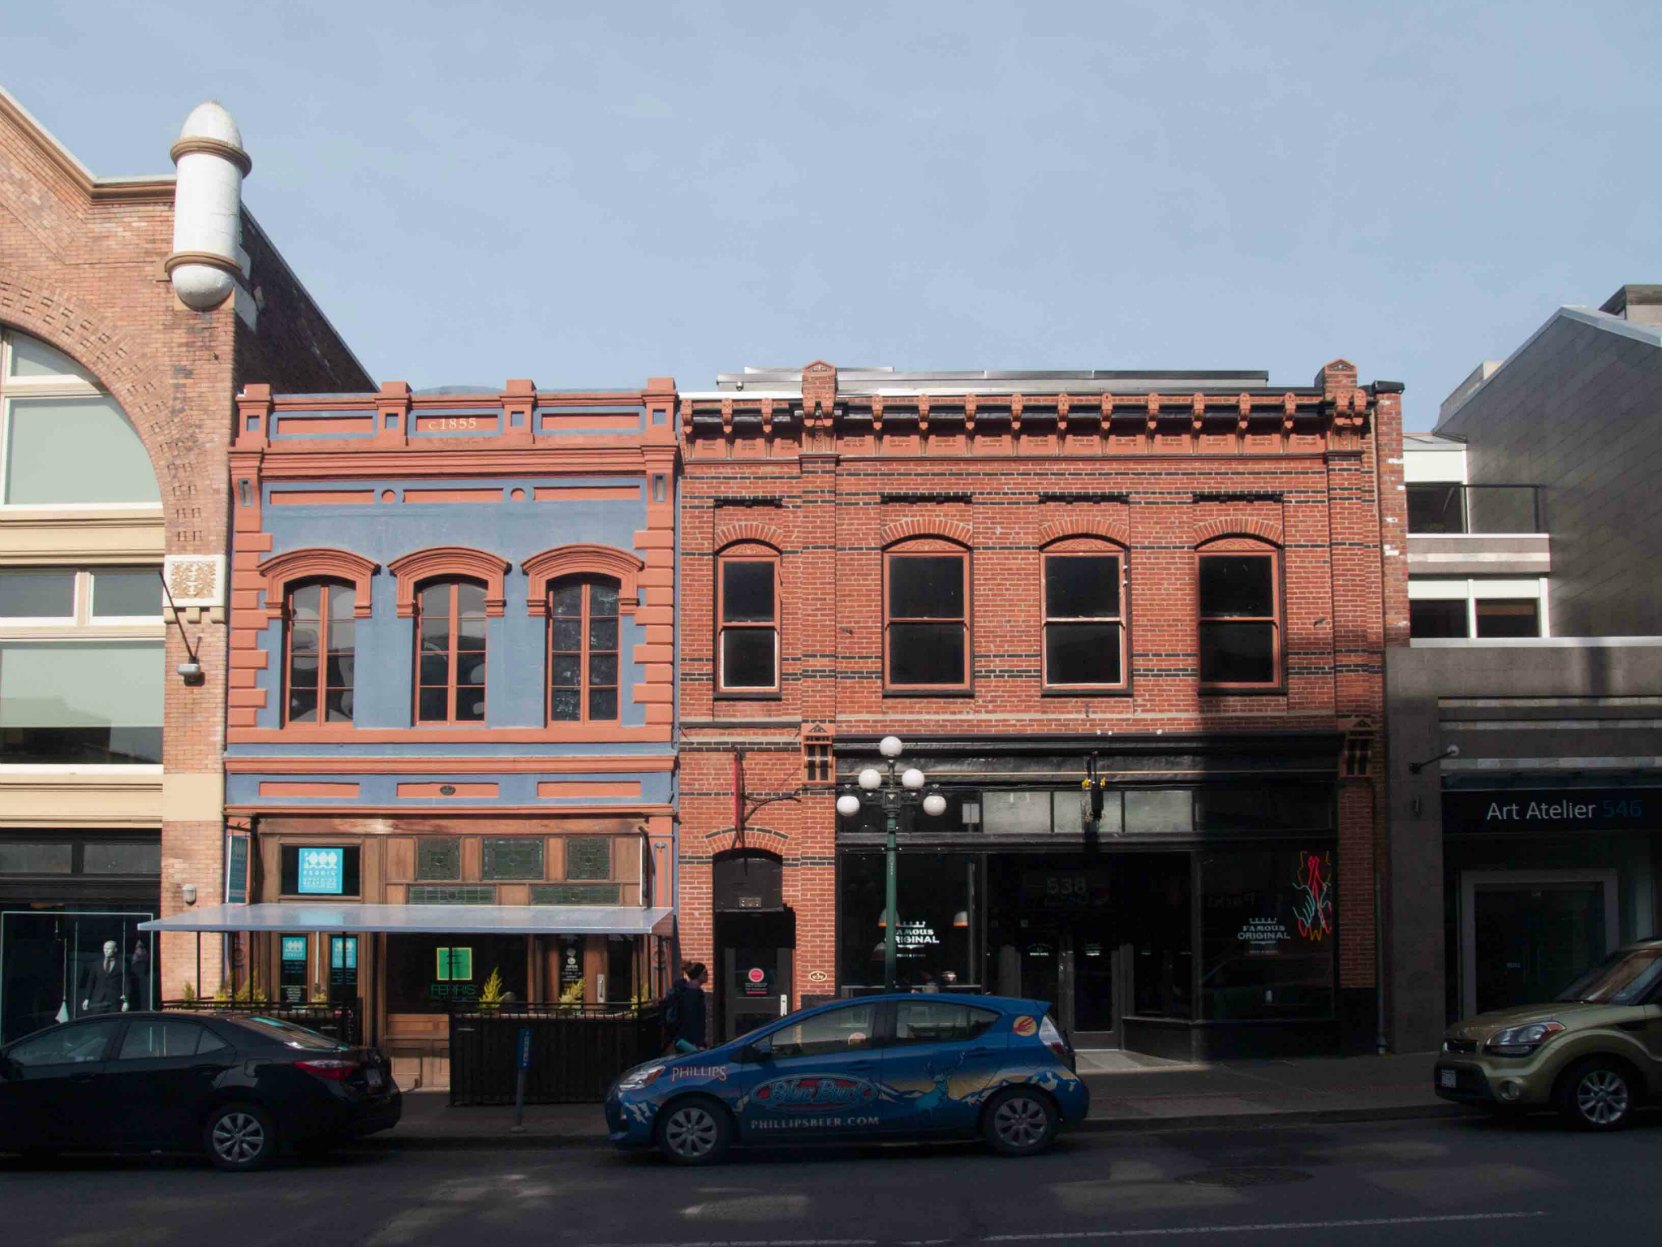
660, 983, 682, 1039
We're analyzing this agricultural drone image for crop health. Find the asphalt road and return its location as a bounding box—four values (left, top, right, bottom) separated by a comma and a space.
1, 1114, 1657, 1247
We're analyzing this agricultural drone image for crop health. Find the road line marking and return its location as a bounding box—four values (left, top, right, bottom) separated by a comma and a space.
983, 1210, 1548, 1241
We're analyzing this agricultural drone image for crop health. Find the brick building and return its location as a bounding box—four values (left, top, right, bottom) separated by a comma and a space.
142, 378, 679, 1083
678, 361, 1405, 1057
0, 88, 368, 1041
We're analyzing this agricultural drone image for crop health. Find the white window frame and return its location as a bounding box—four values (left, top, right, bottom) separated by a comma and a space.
0, 567, 162, 631
1407, 577, 1550, 641
0, 329, 163, 514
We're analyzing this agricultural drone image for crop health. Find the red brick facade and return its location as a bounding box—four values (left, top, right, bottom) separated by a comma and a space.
678, 361, 1406, 1053
0, 90, 369, 1001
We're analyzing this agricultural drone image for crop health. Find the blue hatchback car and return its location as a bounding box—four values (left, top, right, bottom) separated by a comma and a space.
605, 993, 1089, 1164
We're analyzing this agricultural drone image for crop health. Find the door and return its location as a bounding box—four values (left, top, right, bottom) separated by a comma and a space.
0, 1017, 121, 1149
1462, 871, 1620, 1016
1019, 931, 1117, 1046
734, 999, 895, 1141
719, 913, 794, 1040
103, 1017, 237, 1149
879, 998, 1008, 1134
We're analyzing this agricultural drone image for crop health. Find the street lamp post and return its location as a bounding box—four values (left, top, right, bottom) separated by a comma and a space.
836, 736, 948, 991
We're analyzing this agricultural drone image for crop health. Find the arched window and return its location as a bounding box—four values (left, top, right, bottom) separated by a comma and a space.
284, 579, 356, 723
717, 542, 779, 694
1197, 539, 1281, 689
416, 579, 487, 723
549, 575, 620, 722
0, 327, 159, 506
1042, 539, 1126, 690
884, 539, 970, 691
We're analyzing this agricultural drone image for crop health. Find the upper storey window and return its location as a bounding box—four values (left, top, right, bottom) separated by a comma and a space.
0, 329, 160, 507
549, 576, 619, 723
417, 580, 487, 724
718, 551, 779, 693
885, 549, 969, 690
1198, 548, 1280, 689
1043, 549, 1125, 689
285, 580, 355, 724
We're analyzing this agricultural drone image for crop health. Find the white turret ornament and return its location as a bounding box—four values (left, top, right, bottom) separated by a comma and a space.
165, 101, 250, 311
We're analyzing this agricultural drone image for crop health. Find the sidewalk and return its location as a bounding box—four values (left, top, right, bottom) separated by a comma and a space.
370, 1052, 1465, 1150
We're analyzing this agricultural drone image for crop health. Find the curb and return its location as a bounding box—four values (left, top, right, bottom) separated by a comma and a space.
353, 1103, 1475, 1152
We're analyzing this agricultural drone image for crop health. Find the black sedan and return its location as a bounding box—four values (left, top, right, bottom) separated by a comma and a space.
0, 1011, 400, 1170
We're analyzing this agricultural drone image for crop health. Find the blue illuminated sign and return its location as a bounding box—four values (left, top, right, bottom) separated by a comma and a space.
298, 847, 345, 895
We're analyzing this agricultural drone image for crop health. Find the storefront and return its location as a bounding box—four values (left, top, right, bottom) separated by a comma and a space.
1441, 785, 1660, 1020
835, 750, 1347, 1060
0, 830, 161, 1045
140, 817, 673, 1082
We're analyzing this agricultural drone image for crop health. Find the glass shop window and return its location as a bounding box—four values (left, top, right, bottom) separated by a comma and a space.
1198, 847, 1335, 1021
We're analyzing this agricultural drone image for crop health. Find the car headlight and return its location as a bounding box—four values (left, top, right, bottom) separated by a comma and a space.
1486, 1020, 1565, 1056
616, 1063, 667, 1091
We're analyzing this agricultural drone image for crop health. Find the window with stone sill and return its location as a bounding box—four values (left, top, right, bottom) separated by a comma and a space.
717, 548, 779, 693
884, 547, 969, 690
1042, 549, 1126, 689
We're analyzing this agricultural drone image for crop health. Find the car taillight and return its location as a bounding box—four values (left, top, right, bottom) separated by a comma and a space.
296, 1058, 357, 1082
1038, 1015, 1070, 1059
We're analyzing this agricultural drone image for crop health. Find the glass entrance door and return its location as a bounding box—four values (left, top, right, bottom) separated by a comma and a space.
1463, 871, 1619, 1016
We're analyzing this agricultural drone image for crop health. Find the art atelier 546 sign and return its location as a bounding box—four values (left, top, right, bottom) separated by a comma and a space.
1444, 789, 1655, 834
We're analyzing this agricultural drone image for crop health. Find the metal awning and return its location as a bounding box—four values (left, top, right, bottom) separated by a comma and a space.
139, 902, 674, 937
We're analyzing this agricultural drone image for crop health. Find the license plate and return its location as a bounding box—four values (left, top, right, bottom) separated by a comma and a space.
367, 1067, 384, 1088
1439, 1069, 1457, 1089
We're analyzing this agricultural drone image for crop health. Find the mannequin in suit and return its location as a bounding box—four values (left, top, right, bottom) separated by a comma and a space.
80, 940, 130, 1015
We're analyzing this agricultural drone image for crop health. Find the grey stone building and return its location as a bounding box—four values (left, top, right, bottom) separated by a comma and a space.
1386, 287, 1662, 1053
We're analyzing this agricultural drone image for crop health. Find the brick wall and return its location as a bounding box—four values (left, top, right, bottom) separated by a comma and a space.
679, 362, 1401, 1014
0, 94, 366, 998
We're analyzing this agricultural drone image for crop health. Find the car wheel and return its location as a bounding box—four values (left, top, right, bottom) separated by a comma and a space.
204, 1103, 278, 1171
1555, 1059, 1635, 1131
982, 1087, 1059, 1157
655, 1096, 732, 1165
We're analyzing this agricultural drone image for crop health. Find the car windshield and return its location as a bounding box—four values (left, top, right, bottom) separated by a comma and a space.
233, 1015, 347, 1051
1555, 947, 1662, 1005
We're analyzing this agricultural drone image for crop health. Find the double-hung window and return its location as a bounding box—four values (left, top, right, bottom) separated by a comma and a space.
1197, 549, 1280, 688
1042, 550, 1125, 689
416, 579, 487, 723
549, 576, 620, 722
885, 549, 969, 690
717, 553, 778, 693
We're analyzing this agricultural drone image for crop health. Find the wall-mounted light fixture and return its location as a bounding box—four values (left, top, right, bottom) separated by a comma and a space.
1409, 744, 1460, 775
157, 569, 206, 686
182, 883, 197, 906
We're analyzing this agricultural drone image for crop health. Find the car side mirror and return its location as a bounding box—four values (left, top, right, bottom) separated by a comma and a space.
741, 1037, 773, 1063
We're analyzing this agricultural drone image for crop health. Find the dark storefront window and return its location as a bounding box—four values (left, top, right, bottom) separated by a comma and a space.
838, 851, 978, 990
1121, 854, 1193, 1019
385, 934, 527, 1011
1199, 847, 1336, 1020
0, 911, 155, 1044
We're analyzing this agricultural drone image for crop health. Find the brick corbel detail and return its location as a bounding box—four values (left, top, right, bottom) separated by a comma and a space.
1038, 516, 1129, 547
388, 547, 511, 617
522, 544, 645, 616
255, 548, 379, 623
879, 517, 973, 548
715, 520, 786, 551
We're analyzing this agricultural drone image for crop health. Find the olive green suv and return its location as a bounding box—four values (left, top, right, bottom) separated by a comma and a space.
1434, 939, 1662, 1130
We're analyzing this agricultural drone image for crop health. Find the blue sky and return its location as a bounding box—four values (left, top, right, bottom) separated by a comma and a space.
6, 2, 1657, 427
